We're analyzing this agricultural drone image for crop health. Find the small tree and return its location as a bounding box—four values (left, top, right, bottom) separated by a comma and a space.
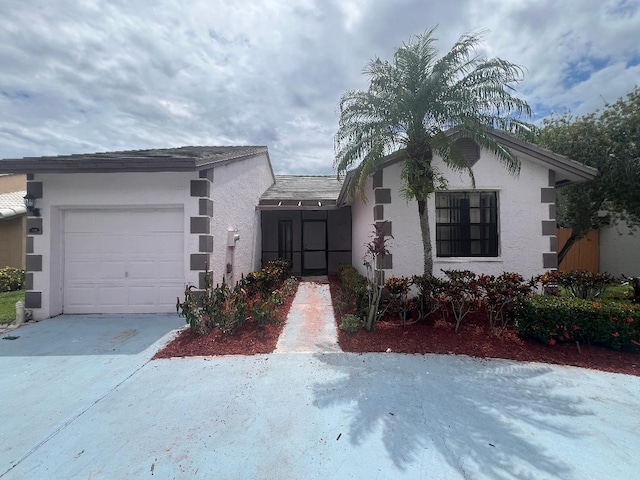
363, 222, 392, 331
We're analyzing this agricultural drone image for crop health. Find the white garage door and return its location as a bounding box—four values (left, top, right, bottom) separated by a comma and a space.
64, 208, 184, 314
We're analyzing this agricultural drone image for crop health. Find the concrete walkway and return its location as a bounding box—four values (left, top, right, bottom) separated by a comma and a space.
274, 278, 341, 353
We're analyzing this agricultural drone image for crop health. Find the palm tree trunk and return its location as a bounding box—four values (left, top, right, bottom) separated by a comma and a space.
417, 199, 434, 277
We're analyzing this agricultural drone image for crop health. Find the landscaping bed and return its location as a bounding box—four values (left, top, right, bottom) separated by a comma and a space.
329, 276, 640, 376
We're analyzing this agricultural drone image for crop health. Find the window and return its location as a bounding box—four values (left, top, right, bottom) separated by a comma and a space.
436, 191, 498, 257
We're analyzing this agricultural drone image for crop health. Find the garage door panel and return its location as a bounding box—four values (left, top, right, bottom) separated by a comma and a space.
64, 208, 184, 314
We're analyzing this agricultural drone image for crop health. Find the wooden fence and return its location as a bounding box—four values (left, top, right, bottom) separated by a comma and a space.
557, 228, 599, 272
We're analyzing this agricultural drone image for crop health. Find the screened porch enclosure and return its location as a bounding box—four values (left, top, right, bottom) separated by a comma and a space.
261, 208, 352, 276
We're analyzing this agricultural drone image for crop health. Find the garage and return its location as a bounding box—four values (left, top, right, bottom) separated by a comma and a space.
63, 208, 184, 314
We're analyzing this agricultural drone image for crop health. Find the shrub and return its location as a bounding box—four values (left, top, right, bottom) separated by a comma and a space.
536, 270, 613, 300
516, 295, 640, 351
622, 276, 640, 303
412, 274, 445, 319
478, 272, 534, 335
340, 313, 361, 334
337, 264, 368, 318
384, 276, 412, 326
0, 267, 25, 292
439, 270, 481, 332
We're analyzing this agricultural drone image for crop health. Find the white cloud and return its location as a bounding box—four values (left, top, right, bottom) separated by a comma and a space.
0, 0, 638, 172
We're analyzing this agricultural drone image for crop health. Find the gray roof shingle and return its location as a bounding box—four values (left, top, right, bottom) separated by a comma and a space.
259, 175, 344, 208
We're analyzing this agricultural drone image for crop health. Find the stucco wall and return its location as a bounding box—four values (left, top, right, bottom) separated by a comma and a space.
0, 216, 25, 268
351, 149, 553, 281
210, 153, 274, 286
600, 220, 640, 276
0, 174, 26, 194
351, 176, 375, 278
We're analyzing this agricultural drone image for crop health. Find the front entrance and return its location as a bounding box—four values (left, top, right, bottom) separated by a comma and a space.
302, 219, 327, 275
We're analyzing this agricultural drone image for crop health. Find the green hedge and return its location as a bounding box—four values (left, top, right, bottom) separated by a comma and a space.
516, 295, 640, 351
0, 267, 25, 292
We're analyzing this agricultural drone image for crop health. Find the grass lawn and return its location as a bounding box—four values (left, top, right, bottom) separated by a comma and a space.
0, 290, 25, 324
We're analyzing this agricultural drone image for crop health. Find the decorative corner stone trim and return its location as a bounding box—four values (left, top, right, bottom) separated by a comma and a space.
548, 170, 556, 187
190, 217, 210, 234
541, 187, 555, 203
190, 254, 209, 271
26, 254, 42, 272
374, 188, 391, 204
373, 170, 383, 188
199, 199, 214, 217
199, 235, 214, 252
24, 273, 33, 290
543, 253, 558, 269
26, 218, 43, 235
549, 204, 556, 220
541, 220, 556, 236
199, 271, 213, 289
376, 220, 392, 236
27, 181, 43, 199
373, 205, 384, 221
190, 179, 210, 197
199, 169, 214, 182
26, 236, 34, 254
549, 236, 558, 252
25, 291, 42, 309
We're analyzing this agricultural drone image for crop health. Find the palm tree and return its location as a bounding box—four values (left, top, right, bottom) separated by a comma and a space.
334, 27, 532, 276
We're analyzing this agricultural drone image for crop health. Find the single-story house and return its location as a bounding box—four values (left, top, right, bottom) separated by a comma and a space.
0, 174, 27, 269
0, 131, 597, 320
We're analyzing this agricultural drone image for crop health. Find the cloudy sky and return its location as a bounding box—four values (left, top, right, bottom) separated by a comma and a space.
0, 0, 638, 173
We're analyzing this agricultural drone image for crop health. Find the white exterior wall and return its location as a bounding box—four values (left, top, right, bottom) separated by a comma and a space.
210, 153, 274, 285
600, 220, 640, 276
33, 172, 197, 320
351, 150, 552, 280
351, 176, 375, 278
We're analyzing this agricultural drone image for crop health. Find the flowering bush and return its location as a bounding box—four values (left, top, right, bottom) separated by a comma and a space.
516, 295, 640, 351
384, 275, 412, 326
412, 274, 445, 320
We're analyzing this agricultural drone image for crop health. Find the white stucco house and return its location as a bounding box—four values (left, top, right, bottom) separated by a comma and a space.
0, 130, 597, 320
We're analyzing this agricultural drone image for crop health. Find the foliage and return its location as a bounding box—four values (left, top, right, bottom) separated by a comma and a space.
412, 274, 445, 319
0, 289, 25, 324
477, 272, 535, 335
535, 270, 613, 300
334, 26, 531, 275
336, 264, 368, 318
516, 295, 640, 351
623, 277, 640, 303
534, 86, 640, 264
176, 262, 297, 335
384, 275, 412, 327
340, 313, 361, 334
0, 267, 25, 293
363, 223, 393, 331
438, 270, 481, 332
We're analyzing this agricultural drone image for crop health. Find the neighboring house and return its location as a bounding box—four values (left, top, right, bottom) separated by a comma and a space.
0, 131, 597, 321
0, 148, 274, 320
600, 219, 640, 277
0, 174, 27, 269
341, 130, 597, 282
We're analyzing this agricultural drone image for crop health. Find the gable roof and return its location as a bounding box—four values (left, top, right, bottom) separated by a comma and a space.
0, 146, 269, 174
259, 175, 344, 209
0, 190, 27, 219
337, 129, 599, 205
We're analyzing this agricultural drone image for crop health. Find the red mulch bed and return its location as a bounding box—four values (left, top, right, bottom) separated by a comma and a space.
153, 283, 298, 358
329, 276, 640, 377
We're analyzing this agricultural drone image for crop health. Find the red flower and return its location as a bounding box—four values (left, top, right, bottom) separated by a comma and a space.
592, 302, 600, 308
549, 339, 556, 346
627, 317, 635, 323
631, 340, 639, 346
612, 332, 620, 338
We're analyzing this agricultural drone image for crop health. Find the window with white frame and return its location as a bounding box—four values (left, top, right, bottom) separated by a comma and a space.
435, 191, 499, 257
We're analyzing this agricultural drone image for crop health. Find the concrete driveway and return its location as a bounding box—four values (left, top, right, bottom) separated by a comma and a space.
2, 315, 640, 479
